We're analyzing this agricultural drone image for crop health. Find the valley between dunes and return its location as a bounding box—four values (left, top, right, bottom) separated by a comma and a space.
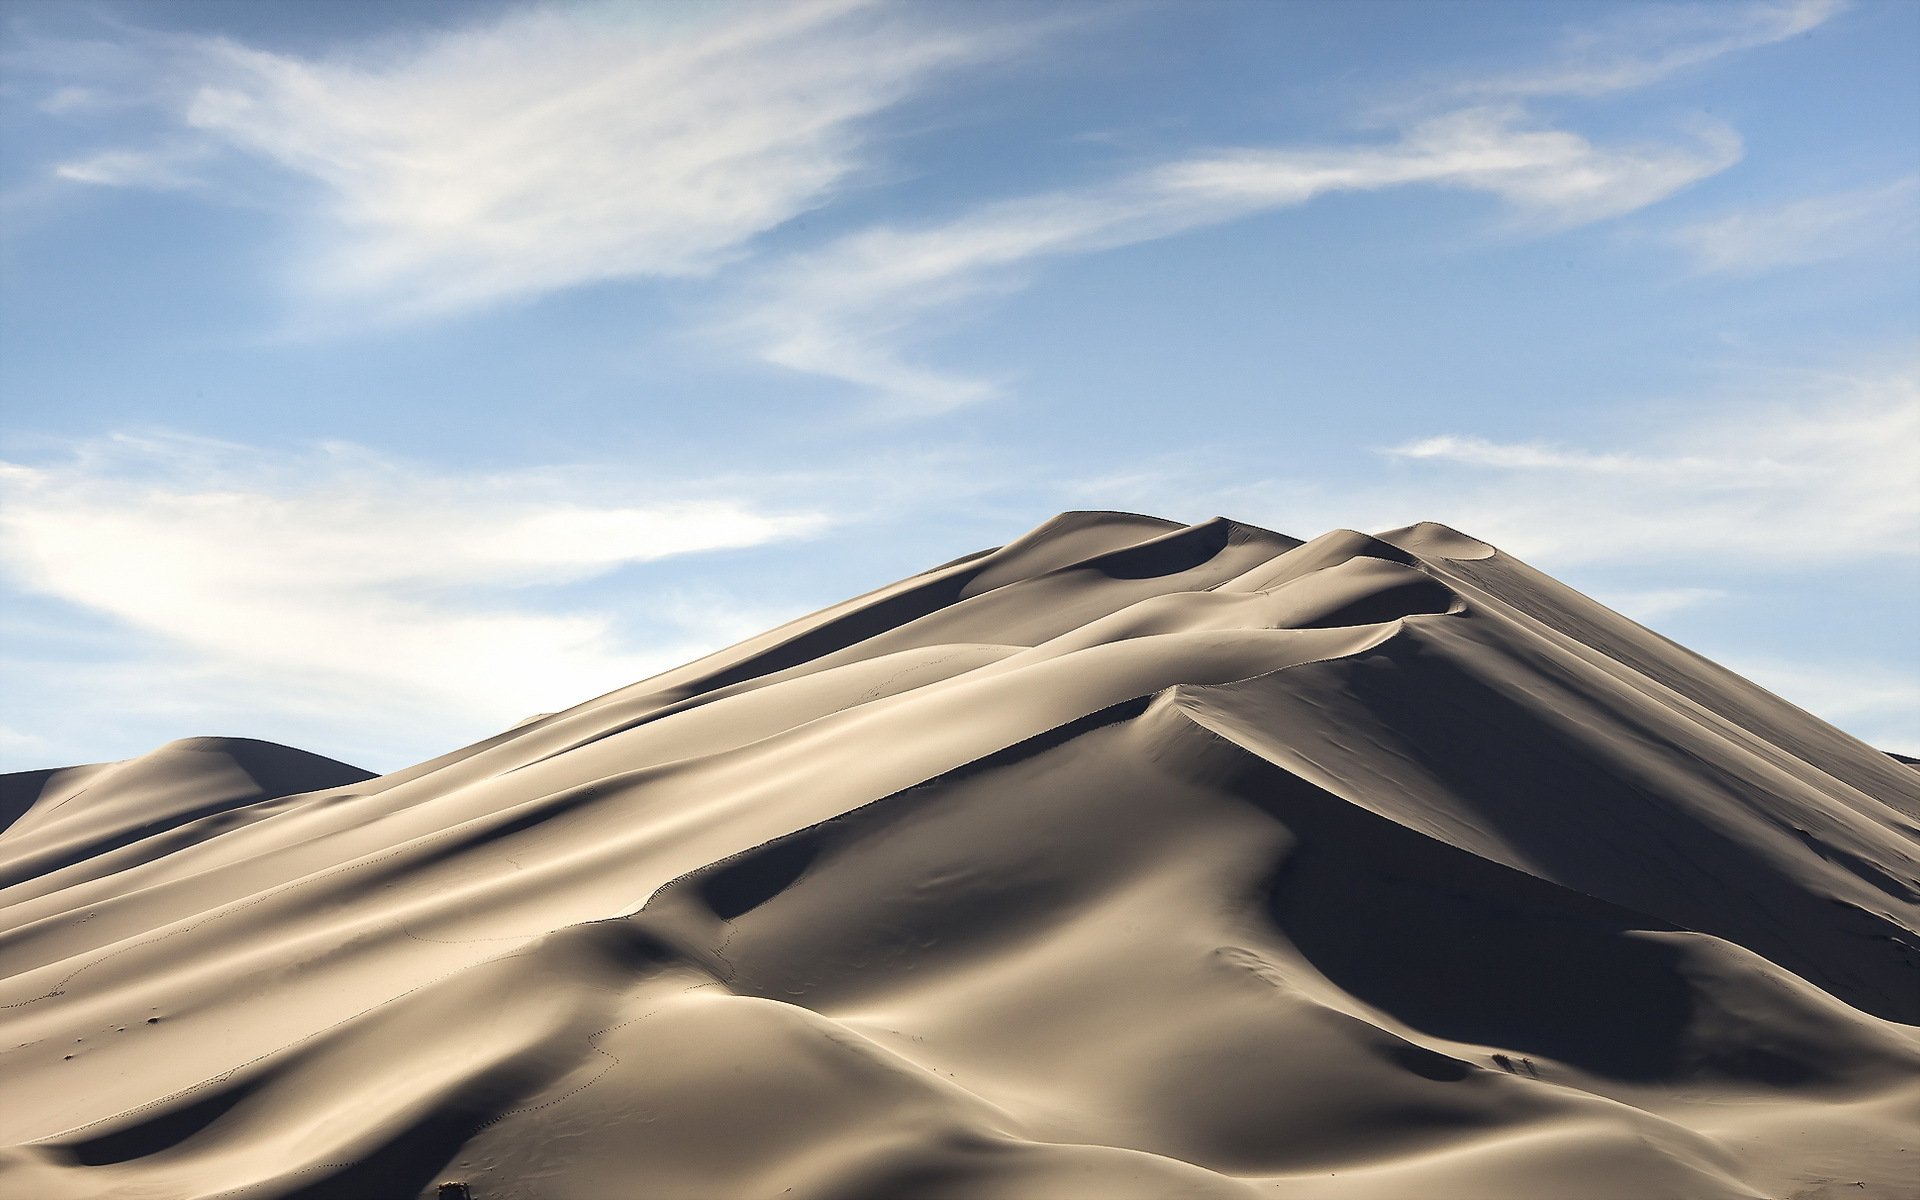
1, 511, 1915, 1200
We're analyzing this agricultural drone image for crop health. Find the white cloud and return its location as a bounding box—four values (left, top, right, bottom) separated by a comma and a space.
732, 106, 1739, 413
1668, 175, 1920, 275
52, 143, 209, 189
51, 1, 1006, 321
1157, 107, 1741, 230
719, 1, 1835, 414
732, 187, 1181, 415
1388, 434, 1742, 476
0, 434, 828, 754
1458, 0, 1845, 99
1377, 362, 1920, 567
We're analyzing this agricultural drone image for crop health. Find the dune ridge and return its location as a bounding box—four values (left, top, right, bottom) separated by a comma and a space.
1, 511, 1915, 1200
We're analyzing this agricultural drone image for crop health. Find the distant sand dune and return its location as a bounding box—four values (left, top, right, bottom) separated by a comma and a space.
1, 512, 1914, 1199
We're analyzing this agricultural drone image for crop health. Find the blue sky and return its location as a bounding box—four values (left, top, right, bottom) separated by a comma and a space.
1, 0, 1915, 771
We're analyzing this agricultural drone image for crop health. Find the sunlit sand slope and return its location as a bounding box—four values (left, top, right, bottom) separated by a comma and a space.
2, 511, 1914, 1200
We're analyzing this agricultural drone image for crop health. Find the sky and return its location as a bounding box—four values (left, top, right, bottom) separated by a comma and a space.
0, 0, 1915, 771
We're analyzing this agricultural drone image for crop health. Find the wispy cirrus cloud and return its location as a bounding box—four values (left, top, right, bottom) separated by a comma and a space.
722, 0, 1849, 415
1154, 106, 1742, 230
1377, 361, 1920, 566
51, 142, 209, 189
730, 105, 1740, 414
0, 434, 828, 764
1454, 0, 1845, 99
1387, 434, 1741, 476
1666, 175, 1920, 275
42, 0, 1013, 321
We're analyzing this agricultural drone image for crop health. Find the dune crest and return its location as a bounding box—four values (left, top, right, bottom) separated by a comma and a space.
2, 511, 1915, 1200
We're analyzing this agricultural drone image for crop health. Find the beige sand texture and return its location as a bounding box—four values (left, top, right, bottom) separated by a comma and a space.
1, 510, 1915, 1200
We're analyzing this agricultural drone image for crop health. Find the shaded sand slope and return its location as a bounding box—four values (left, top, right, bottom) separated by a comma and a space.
0, 511, 1914, 1200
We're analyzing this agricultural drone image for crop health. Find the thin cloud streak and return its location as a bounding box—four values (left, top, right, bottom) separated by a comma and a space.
1377, 364, 1920, 566
1389, 435, 1753, 477
733, 106, 1739, 414
1155, 107, 1741, 230
717, 0, 1828, 413
1455, 0, 1845, 99
1668, 175, 1920, 275
51, 143, 209, 189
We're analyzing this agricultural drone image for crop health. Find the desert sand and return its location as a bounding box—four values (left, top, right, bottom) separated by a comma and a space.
1, 511, 1915, 1199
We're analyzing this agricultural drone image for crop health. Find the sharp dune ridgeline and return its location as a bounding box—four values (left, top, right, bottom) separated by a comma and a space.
1, 511, 1916, 1200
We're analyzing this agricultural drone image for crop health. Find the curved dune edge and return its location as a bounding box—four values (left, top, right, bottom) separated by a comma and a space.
0, 511, 1913, 1200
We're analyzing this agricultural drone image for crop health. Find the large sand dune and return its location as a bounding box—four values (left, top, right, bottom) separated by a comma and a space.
1, 511, 1915, 1200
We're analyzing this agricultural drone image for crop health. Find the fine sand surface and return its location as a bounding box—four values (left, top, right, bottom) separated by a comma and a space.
1, 511, 1915, 1200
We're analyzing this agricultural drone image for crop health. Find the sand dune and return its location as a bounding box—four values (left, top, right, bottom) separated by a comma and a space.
1, 511, 1915, 1200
